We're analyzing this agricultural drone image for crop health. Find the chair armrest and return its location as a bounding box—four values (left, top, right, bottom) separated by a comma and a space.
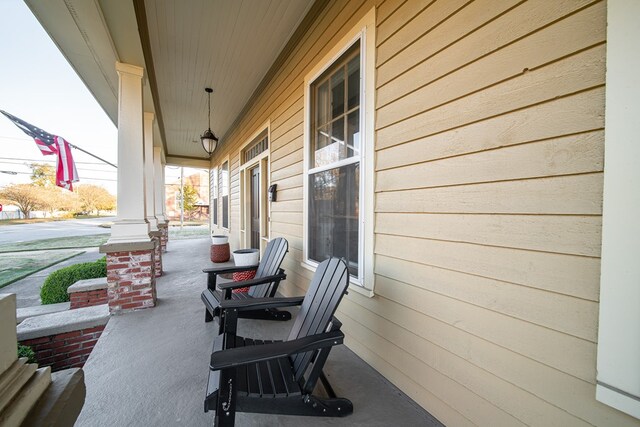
219, 296, 304, 311
217, 272, 286, 291
202, 264, 259, 275
210, 330, 344, 370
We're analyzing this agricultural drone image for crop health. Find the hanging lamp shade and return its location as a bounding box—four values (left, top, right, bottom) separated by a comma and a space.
201, 88, 218, 156
201, 128, 218, 156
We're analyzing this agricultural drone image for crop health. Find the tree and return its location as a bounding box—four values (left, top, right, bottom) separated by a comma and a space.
177, 184, 199, 218
39, 186, 80, 216
29, 163, 56, 187
0, 184, 46, 218
75, 184, 116, 215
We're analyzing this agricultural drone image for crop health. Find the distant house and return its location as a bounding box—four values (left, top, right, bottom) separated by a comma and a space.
26, 0, 640, 425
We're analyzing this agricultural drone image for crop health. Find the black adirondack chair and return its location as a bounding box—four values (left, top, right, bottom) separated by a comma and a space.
201, 237, 289, 329
204, 257, 352, 426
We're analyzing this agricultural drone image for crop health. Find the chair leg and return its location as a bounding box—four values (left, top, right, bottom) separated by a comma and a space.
205, 309, 214, 323
213, 368, 237, 427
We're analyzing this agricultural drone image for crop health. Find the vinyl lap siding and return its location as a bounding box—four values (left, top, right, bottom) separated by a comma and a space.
211, 0, 640, 425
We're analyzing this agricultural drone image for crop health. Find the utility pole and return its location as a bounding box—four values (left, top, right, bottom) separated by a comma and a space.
180, 166, 184, 230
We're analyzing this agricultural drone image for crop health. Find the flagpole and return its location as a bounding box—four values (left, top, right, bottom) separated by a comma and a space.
66, 142, 117, 168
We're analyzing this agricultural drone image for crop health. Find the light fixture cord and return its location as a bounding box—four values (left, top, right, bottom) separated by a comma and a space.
208, 91, 211, 129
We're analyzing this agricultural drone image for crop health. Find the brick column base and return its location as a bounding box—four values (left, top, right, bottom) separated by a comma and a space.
101, 242, 157, 315
158, 222, 168, 253
150, 233, 163, 277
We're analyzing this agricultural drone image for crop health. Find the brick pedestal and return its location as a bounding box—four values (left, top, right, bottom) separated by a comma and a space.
150, 232, 163, 277
158, 222, 168, 253
100, 242, 157, 315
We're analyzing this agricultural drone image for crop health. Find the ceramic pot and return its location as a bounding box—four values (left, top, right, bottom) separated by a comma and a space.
233, 248, 260, 266
232, 249, 260, 291
211, 235, 229, 245
210, 235, 230, 263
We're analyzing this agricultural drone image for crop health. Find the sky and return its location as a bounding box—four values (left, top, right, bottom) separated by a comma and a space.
0, 1, 118, 194
0, 1, 208, 199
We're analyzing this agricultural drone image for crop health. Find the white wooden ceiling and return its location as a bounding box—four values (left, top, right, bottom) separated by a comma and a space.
144, 0, 314, 159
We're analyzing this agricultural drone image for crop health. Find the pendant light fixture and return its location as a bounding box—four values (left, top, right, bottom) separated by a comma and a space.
200, 87, 219, 156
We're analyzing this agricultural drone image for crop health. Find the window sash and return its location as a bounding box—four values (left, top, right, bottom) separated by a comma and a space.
211, 168, 218, 226
310, 44, 360, 171
307, 41, 362, 281
221, 161, 229, 229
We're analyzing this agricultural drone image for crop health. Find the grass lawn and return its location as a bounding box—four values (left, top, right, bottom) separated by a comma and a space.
0, 234, 110, 253
0, 217, 69, 226
0, 249, 84, 288
169, 225, 209, 240
0, 215, 113, 226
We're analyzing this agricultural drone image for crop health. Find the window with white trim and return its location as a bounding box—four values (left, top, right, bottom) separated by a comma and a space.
303, 9, 375, 293
220, 160, 229, 229
308, 42, 361, 278
210, 167, 218, 226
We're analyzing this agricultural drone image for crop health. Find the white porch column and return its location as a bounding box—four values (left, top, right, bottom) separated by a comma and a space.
161, 165, 167, 220
109, 62, 150, 243
153, 146, 166, 223
143, 112, 158, 231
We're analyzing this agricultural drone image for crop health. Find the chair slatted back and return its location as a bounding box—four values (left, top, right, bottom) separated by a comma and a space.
287, 258, 349, 380
248, 237, 288, 298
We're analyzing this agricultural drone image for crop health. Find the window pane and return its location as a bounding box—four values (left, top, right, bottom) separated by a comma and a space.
221, 161, 229, 228
213, 198, 218, 226
347, 110, 360, 157
308, 163, 359, 277
211, 169, 218, 225
347, 55, 360, 110
222, 195, 229, 229
316, 125, 330, 150
314, 125, 341, 168
316, 81, 329, 127
330, 69, 345, 120
331, 117, 345, 159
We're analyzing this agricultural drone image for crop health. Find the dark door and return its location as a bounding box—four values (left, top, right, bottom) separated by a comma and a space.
250, 166, 260, 249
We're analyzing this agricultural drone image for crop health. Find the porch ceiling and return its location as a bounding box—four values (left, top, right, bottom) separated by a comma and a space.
24, 0, 314, 163
144, 0, 313, 160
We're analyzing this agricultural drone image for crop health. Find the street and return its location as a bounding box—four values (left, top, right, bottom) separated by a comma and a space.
0, 217, 115, 245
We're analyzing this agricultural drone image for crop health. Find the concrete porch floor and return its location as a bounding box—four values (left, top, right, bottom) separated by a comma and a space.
75, 238, 441, 426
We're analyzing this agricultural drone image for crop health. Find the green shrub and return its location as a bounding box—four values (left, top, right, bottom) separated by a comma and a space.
40, 257, 107, 305
18, 344, 37, 364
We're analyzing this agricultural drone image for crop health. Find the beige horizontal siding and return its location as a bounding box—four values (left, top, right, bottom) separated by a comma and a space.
375, 173, 604, 215
208, 0, 640, 425
376, 88, 605, 171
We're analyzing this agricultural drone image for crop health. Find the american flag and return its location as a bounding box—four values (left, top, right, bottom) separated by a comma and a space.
1, 110, 79, 191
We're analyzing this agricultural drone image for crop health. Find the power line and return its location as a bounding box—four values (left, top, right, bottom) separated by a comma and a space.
0, 160, 118, 174
0, 170, 117, 182
0, 156, 114, 166
0, 136, 117, 168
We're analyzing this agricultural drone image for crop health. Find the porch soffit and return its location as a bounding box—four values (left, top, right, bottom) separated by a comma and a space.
25, 0, 315, 165
139, 0, 314, 160
24, 0, 165, 153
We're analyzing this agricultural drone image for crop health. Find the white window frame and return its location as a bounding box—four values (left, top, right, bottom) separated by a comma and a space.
302, 7, 376, 297
238, 123, 271, 251
211, 167, 218, 228
220, 156, 230, 231
596, 0, 640, 419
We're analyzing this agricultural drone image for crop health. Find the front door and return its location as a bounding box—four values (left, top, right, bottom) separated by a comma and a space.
250, 165, 260, 249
